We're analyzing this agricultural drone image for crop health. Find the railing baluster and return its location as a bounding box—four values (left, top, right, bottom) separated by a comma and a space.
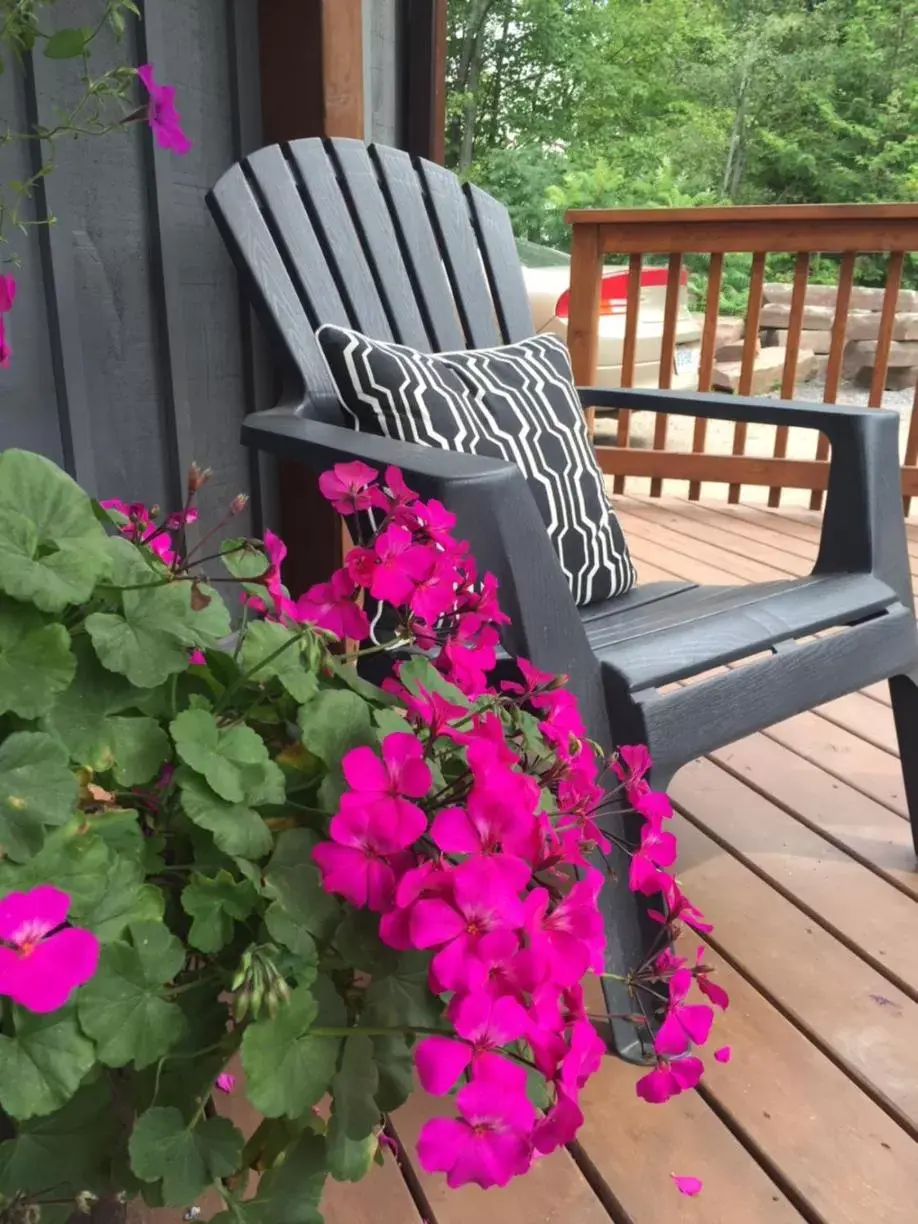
810, 251, 856, 511
768, 251, 811, 508
869, 250, 905, 408
612, 254, 643, 496
650, 251, 682, 498
567, 223, 604, 437
688, 252, 724, 502
728, 251, 766, 504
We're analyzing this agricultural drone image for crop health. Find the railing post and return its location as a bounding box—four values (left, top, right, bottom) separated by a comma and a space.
567, 222, 604, 436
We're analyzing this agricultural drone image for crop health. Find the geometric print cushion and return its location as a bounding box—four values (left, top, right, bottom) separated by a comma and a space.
315, 325, 637, 606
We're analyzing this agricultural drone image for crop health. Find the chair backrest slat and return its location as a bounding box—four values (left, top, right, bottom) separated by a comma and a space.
466, 183, 534, 343
207, 138, 531, 419
415, 158, 503, 349
208, 162, 337, 410
370, 145, 467, 351
287, 140, 394, 341
329, 140, 430, 350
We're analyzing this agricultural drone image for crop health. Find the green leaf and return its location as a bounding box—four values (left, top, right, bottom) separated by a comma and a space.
264, 901, 319, 962
109, 716, 171, 786
374, 707, 410, 738
297, 688, 375, 804
0, 1078, 115, 1198
334, 910, 397, 975
264, 829, 339, 941
326, 1112, 376, 1183
241, 985, 340, 1118
178, 768, 273, 859
397, 656, 470, 707
372, 1035, 415, 1113
0, 600, 75, 719
77, 923, 186, 1068
221, 536, 269, 581
44, 27, 89, 57
241, 620, 319, 703
43, 637, 146, 769
129, 1106, 243, 1207
212, 1131, 327, 1224
86, 577, 231, 688
0, 1007, 95, 1120
79, 857, 164, 942
0, 451, 111, 612
0, 827, 109, 915
0, 731, 77, 860
363, 952, 442, 1030
181, 870, 258, 953
332, 1035, 379, 1140
171, 708, 276, 802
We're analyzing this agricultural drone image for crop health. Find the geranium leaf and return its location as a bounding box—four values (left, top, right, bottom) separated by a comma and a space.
177, 768, 274, 859
181, 870, 258, 953
241, 620, 319, 703
0, 1007, 95, 1120
264, 901, 319, 963
241, 985, 340, 1119
86, 577, 231, 689
171, 708, 274, 802
0, 827, 109, 916
220, 537, 269, 581
0, 731, 77, 860
297, 689, 375, 805
0, 601, 75, 719
77, 922, 186, 1068
332, 1035, 379, 1140
326, 1112, 376, 1183
0, 1078, 114, 1199
264, 829, 339, 940
397, 656, 470, 707
129, 1106, 243, 1206
109, 716, 171, 786
78, 858, 164, 942
363, 952, 442, 1030
372, 1034, 415, 1112
210, 1131, 326, 1224
0, 451, 111, 612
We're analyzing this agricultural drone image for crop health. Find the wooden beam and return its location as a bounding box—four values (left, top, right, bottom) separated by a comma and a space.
402, 0, 448, 162
595, 446, 918, 497
257, 0, 365, 593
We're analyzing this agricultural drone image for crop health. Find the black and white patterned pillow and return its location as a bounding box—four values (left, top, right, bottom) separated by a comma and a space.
315, 326, 636, 606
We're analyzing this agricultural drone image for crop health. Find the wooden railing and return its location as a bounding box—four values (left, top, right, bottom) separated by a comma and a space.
565, 203, 918, 511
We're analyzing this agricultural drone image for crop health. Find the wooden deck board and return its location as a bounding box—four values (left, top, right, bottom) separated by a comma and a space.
325, 495, 918, 1223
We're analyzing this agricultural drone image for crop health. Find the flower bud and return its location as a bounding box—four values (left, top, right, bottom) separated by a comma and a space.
187, 462, 213, 495
229, 492, 249, 516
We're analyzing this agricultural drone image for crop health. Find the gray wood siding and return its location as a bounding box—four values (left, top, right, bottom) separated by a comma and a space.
0, 0, 264, 539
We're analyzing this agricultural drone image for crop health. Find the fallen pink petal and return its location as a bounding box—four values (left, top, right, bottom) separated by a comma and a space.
215, 1072, 236, 1094
714, 1046, 732, 1064
672, 1174, 704, 1197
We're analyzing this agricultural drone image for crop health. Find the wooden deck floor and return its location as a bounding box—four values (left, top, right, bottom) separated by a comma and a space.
320, 496, 918, 1224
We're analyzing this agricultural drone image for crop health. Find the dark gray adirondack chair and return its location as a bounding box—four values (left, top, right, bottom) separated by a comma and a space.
208, 137, 918, 1060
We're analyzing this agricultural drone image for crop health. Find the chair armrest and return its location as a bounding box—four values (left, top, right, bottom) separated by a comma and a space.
241, 410, 607, 719
577, 387, 913, 607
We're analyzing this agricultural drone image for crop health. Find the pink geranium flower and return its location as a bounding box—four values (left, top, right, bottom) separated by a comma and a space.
416, 1077, 534, 1189
650, 881, 714, 934
695, 947, 730, 1009
312, 802, 414, 912
243, 529, 291, 617
635, 1055, 704, 1103
612, 744, 653, 804
318, 461, 387, 515
0, 886, 99, 1013
523, 869, 606, 987
137, 64, 192, 155
629, 815, 677, 896
340, 733, 431, 844
654, 969, 714, 1057
410, 858, 525, 991
0, 273, 16, 369
293, 569, 369, 641
348, 524, 431, 607
415, 992, 530, 1095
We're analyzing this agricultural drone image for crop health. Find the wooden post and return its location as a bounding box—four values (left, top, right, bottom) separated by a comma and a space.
566, 223, 604, 436
257, 0, 365, 594
402, 0, 448, 162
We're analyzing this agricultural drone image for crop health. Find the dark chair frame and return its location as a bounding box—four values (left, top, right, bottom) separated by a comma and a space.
208, 137, 918, 1061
